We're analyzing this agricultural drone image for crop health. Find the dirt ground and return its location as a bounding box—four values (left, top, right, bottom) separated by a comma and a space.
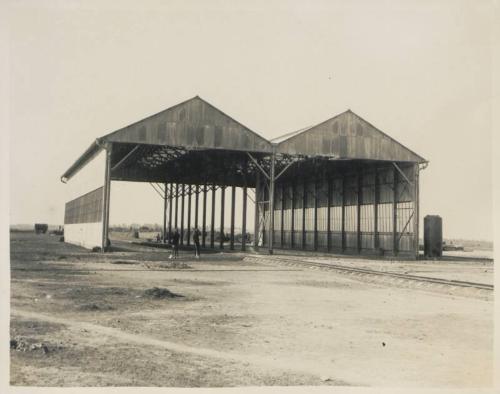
9, 232, 493, 387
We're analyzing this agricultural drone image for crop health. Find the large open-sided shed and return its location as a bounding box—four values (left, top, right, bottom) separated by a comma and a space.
62, 96, 427, 258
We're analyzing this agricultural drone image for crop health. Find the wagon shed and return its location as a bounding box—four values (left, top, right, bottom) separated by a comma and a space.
61, 96, 427, 258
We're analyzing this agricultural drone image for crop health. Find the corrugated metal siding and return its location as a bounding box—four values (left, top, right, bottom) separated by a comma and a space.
275, 111, 424, 163
105, 97, 272, 153
64, 187, 103, 224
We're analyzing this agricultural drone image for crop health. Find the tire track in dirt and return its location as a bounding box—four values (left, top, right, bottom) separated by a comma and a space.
11, 308, 352, 386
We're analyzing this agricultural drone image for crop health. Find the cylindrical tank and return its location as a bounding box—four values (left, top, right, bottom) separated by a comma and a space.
424, 215, 442, 258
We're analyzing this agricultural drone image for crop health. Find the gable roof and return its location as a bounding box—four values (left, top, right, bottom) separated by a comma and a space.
101, 96, 272, 153
274, 110, 426, 163
62, 99, 426, 183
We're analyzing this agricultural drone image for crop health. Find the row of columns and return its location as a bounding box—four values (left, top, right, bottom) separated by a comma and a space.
256, 163, 420, 258
162, 183, 248, 251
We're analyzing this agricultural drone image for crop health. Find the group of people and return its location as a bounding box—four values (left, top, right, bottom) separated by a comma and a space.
167, 227, 201, 259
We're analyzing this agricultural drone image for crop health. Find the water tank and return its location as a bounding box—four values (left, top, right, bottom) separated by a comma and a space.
424, 215, 442, 258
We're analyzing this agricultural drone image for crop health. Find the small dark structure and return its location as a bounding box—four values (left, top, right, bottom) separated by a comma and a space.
61, 96, 427, 258
424, 215, 442, 258
34, 223, 48, 234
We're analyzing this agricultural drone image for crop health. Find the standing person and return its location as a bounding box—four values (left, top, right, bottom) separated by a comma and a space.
170, 228, 180, 259
193, 227, 201, 258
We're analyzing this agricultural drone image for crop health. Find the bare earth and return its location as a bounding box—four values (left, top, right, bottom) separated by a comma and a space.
10, 233, 493, 387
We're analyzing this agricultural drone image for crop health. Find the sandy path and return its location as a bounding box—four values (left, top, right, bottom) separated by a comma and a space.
11, 308, 349, 385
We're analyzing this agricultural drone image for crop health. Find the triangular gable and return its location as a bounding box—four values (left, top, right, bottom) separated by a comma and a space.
275, 110, 426, 163
102, 96, 272, 153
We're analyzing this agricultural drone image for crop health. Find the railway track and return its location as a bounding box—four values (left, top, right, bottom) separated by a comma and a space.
244, 256, 494, 291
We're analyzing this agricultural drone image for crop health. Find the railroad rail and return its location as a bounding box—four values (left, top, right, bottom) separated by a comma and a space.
244, 256, 494, 291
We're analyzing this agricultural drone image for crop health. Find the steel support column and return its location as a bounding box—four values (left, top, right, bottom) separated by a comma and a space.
168, 184, 173, 239
374, 167, 379, 251
357, 170, 362, 254
163, 182, 167, 243
393, 166, 399, 255
101, 144, 112, 251
230, 186, 235, 250
327, 176, 332, 252
220, 186, 226, 249
186, 185, 191, 246
180, 184, 185, 245
242, 186, 247, 251
280, 183, 285, 247
210, 184, 216, 248
314, 179, 318, 251
174, 184, 179, 230
291, 181, 295, 248
254, 172, 260, 249
268, 151, 276, 254
302, 181, 306, 250
202, 184, 207, 248
341, 175, 346, 252
194, 185, 199, 230
413, 164, 420, 259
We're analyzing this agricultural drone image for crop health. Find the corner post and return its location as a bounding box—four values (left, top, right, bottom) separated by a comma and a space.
268, 148, 276, 254
102, 143, 112, 251
413, 164, 420, 259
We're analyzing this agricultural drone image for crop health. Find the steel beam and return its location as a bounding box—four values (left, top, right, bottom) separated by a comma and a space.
110, 145, 139, 172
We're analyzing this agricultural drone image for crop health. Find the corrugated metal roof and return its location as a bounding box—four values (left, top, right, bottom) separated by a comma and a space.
61, 98, 426, 183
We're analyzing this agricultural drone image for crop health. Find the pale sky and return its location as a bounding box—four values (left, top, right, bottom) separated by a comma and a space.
7, 0, 494, 241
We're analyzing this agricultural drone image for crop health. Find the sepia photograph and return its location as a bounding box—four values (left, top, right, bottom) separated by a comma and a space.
2, 0, 498, 392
